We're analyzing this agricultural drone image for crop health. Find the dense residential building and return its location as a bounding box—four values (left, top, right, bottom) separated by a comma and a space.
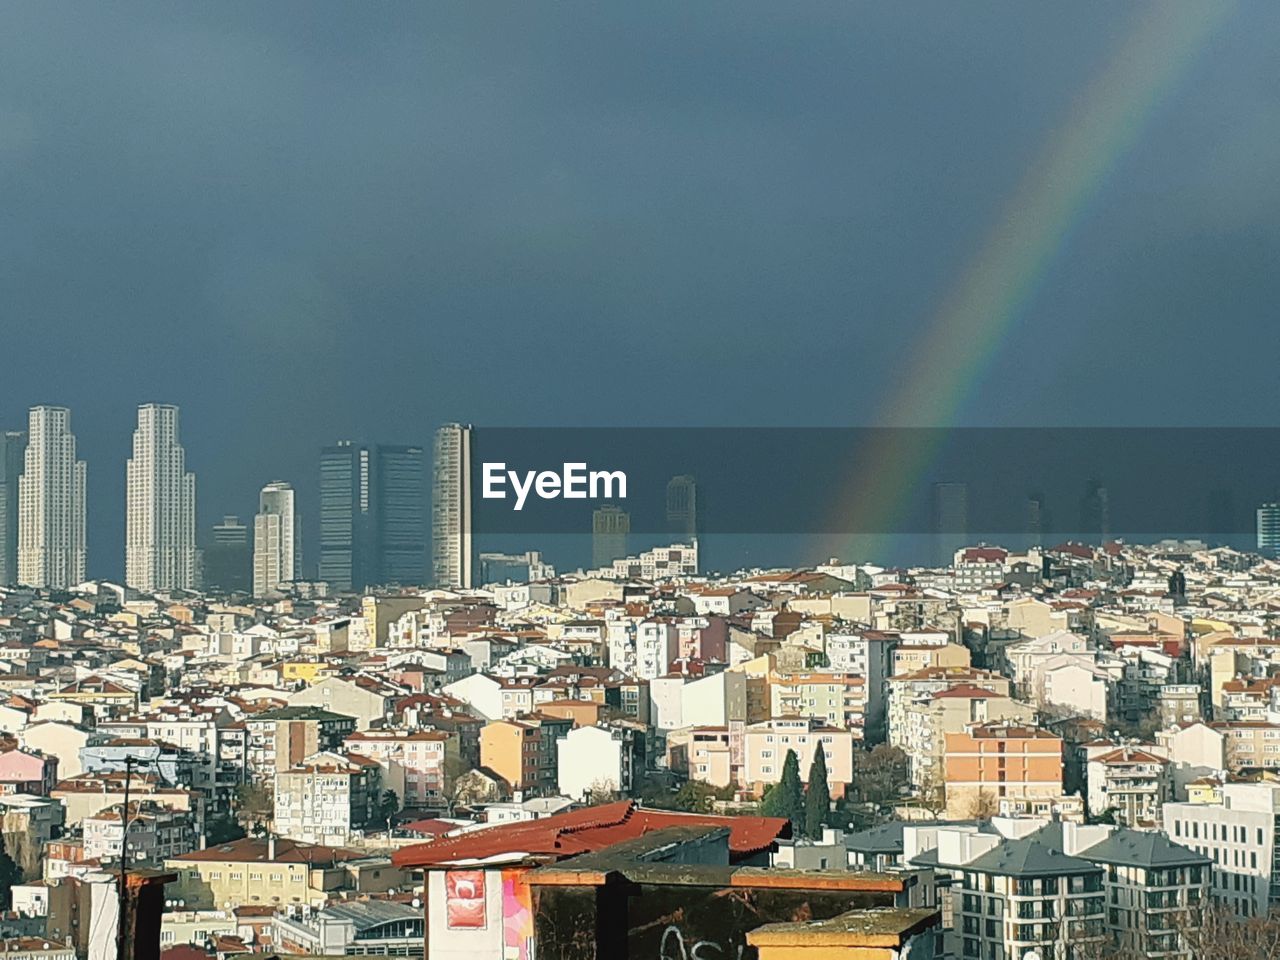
244, 706, 358, 778
742, 716, 855, 799
253, 481, 300, 596
943, 723, 1064, 819
273, 751, 378, 845
431, 422, 472, 589
83, 800, 198, 865
344, 729, 455, 807
17, 405, 86, 589
125, 403, 198, 592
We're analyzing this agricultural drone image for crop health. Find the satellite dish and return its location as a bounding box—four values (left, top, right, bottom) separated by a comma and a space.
1024, 953, 1043, 960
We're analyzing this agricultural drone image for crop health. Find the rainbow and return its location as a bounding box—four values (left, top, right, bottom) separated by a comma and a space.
824, 1, 1236, 563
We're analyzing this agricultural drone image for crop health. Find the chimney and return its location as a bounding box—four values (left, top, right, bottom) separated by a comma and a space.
268, 834, 276, 860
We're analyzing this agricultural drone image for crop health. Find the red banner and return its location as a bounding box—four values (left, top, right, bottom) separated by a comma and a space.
445, 869, 487, 929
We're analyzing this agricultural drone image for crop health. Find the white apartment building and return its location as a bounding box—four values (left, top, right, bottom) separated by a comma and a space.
594, 542, 698, 580
556, 724, 634, 801
17, 406, 86, 589
253, 481, 299, 596
273, 750, 375, 845
606, 614, 676, 681
1163, 781, 1280, 917
84, 801, 197, 865
125, 403, 197, 592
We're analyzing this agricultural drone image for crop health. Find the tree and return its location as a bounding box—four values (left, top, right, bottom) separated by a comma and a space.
378, 789, 400, 832
671, 781, 716, 813
761, 749, 804, 832
854, 744, 910, 808
965, 790, 999, 820
234, 782, 274, 832
804, 747, 830, 839
586, 778, 620, 805
915, 768, 949, 820
0, 832, 21, 909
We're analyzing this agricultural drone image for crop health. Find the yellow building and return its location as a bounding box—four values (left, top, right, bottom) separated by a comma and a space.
279, 659, 336, 686
165, 835, 404, 909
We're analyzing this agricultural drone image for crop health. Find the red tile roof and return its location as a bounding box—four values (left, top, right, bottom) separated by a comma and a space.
391, 800, 786, 868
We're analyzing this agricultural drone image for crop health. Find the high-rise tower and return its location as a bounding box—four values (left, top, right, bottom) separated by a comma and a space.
253, 481, 299, 596
126, 403, 197, 592
0, 431, 26, 586
17, 406, 86, 589
431, 424, 472, 589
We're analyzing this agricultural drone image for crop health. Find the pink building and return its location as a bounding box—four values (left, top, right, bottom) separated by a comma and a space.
344, 730, 453, 807
0, 748, 58, 796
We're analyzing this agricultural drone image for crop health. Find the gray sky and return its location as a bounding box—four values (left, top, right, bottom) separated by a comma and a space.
2, 1, 1278, 576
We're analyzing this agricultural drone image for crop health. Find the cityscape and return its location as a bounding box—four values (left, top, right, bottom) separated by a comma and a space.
1, 404, 1280, 958
5, 2, 1280, 960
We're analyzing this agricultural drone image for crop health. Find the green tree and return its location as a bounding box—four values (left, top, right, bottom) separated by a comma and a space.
804, 746, 831, 839
378, 789, 400, 831
234, 782, 274, 832
0, 832, 22, 909
761, 749, 804, 832
671, 781, 716, 813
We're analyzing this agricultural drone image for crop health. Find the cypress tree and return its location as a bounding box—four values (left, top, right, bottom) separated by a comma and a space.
805, 744, 831, 840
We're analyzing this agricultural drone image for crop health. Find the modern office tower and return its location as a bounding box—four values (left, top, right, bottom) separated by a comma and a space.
431, 424, 472, 590
1025, 491, 1050, 548
17, 406, 86, 589
253, 481, 300, 596
204, 515, 251, 594
1079, 478, 1111, 540
320, 442, 427, 592
592, 504, 630, 570
319, 442, 373, 593
375, 444, 426, 585
666, 474, 698, 540
0, 431, 26, 586
125, 403, 197, 592
931, 481, 968, 567
1258, 502, 1280, 557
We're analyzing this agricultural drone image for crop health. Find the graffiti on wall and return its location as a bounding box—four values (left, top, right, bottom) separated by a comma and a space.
503, 869, 534, 960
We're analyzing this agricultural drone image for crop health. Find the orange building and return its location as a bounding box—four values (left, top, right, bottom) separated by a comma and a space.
943, 722, 1063, 818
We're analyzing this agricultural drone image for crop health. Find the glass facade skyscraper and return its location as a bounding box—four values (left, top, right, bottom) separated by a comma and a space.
320, 442, 425, 591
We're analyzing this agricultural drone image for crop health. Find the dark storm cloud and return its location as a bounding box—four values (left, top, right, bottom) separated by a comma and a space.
1, 1, 1277, 575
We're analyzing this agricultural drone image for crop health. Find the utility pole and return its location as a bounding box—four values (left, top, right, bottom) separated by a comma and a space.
116, 755, 134, 960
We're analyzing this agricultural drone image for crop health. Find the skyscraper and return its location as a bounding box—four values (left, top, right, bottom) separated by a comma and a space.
125, 403, 197, 592
319, 442, 373, 592
592, 504, 630, 570
376, 444, 426, 585
432, 424, 472, 589
1079, 479, 1111, 540
0, 431, 26, 586
253, 481, 299, 597
666, 474, 698, 541
1257, 502, 1280, 557
321, 442, 426, 591
931, 481, 968, 567
17, 406, 86, 590
204, 515, 250, 594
